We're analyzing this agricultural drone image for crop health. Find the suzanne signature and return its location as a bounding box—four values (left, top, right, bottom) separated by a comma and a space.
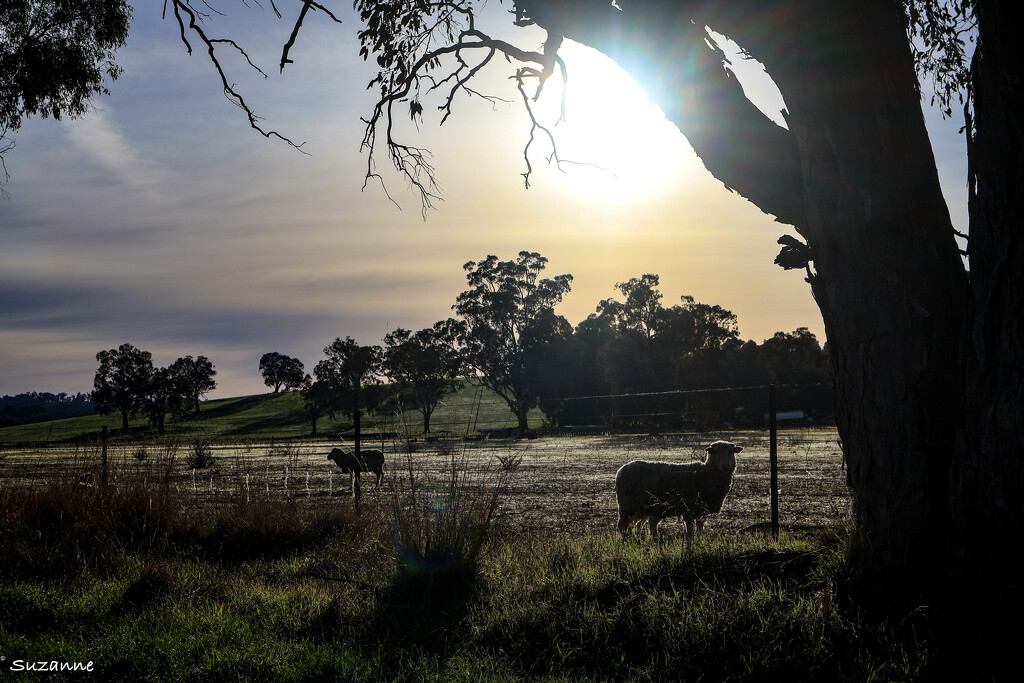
2, 655, 95, 672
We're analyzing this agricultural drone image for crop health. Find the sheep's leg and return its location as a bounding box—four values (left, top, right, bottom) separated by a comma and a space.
375, 470, 383, 490
617, 510, 641, 536
649, 516, 662, 541
680, 514, 696, 553
352, 471, 361, 499
684, 515, 697, 540
696, 518, 706, 536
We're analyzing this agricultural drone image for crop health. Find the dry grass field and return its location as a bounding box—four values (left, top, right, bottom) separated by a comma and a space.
0, 427, 850, 537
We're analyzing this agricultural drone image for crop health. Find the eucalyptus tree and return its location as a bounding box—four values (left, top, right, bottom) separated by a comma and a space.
258, 352, 306, 393
301, 373, 334, 437
91, 343, 153, 431
382, 319, 465, 435
317, 337, 383, 454
143, 366, 188, 434
168, 355, 217, 413
454, 251, 573, 434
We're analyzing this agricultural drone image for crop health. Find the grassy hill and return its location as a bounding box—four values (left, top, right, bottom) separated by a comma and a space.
0, 380, 543, 446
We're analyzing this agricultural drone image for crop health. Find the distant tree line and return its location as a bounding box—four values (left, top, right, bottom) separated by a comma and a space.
262, 251, 832, 437
90, 346, 216, 433
0, 392, 94, 428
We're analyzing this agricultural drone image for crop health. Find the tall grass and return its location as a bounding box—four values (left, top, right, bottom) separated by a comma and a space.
388, 445, 508, 602
0, 429, 996, 681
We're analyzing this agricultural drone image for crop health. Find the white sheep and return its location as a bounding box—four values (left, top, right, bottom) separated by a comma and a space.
327, 447, 385, 496
615, 440, 743, 539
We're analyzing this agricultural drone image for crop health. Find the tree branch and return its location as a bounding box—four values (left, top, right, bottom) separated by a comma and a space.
169, 1, 306, 151
518, 0, 806, 228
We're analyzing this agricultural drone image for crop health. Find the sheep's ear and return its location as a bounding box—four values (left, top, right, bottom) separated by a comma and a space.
733, 446, 743, 453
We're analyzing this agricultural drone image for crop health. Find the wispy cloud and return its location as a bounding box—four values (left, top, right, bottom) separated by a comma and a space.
64, 108, 174, 203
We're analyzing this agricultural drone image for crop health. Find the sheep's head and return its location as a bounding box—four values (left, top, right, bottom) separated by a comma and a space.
705, 441, 742, 471
328, 448, 353, 472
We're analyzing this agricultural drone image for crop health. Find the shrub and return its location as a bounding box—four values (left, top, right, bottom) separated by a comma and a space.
388, 450, 508, 602
132, 446, 148, 461
186, 440, 215, 469
496, 452, 523, 472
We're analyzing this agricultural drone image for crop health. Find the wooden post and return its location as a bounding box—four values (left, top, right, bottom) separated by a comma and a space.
769, 384, 779, 538
101, 425, 109, 487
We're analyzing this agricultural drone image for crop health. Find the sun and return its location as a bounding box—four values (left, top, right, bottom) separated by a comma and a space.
530, 43, 693, 205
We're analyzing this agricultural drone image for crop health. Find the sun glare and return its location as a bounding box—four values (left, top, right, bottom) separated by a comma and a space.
532, 44, 692, 204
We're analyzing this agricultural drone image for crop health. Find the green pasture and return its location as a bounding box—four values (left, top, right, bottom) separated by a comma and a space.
0, 380, 545, 447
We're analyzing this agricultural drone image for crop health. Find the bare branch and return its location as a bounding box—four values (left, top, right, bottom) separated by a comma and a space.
280, 1, 319, 73
210, 38, 269, 77
169, 1, 306, 151
0, 128, 13, 201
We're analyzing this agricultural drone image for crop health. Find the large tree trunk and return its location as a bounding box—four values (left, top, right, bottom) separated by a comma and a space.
527, 0, 968, 577
949, 0, 1024, 584
515, 405, 529, 434
763, 0, 967, 577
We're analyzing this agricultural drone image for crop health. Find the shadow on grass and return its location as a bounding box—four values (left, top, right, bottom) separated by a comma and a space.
192, 394, 278, 420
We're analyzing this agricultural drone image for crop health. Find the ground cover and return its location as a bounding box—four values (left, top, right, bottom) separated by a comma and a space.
0, 429, 1007, 681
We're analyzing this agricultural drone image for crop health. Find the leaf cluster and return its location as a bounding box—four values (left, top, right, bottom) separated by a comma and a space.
453, 251, 573, 423
903, 0, 975, 115
0, 0, 130, 131
91, 344, 217, 432
259, 351, 306, 393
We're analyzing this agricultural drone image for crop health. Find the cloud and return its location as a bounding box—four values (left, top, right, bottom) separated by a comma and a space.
64, 108, 174, 203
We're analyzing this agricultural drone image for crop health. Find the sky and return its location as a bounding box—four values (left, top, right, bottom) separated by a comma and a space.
0, 3, 970, 399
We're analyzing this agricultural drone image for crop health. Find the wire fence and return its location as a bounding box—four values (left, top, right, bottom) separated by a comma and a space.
0, 383, 850, 537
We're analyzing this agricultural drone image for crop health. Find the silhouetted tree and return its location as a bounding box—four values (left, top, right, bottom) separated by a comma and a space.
455, 251, 573, 433
142, 367, 188, 434
0, 0, 131, 187
91, 343, 153, 431
301, 373, 335, 437
258, 352, 305, 393
168, 355, 216, 413
318, 337, 382, 454
383, 319, 465, 434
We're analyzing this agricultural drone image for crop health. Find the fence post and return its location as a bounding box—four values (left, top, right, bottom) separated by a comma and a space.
768, 384, 779, 538
101, 425, 108, 487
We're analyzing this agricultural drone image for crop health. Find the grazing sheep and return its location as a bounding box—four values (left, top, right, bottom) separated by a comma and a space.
327, 447, 385, 495
615, 440, 743, 539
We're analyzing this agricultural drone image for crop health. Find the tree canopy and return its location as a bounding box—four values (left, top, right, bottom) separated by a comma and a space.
259, 352, 306, 393
169, 355, 217, 413
455, 250, 573, 433
0, 0, 131, 187
383, 320, 465, 434
91, 343, 153, 431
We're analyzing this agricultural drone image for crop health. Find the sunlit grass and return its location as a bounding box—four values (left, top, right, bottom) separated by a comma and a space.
0, 435, 997, 681
0, 379, 545, 446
